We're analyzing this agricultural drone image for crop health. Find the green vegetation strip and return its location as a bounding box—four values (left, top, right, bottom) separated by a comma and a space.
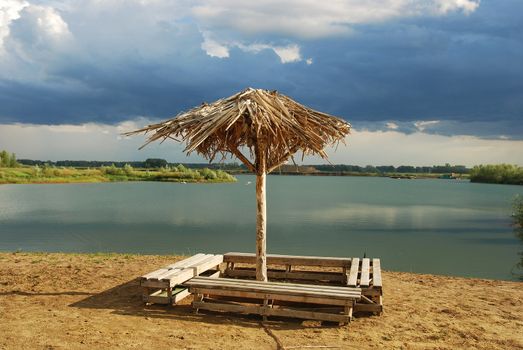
0, 164, 236, 184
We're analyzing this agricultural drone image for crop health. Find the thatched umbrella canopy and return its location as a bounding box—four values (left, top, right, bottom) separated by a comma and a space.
126, 88, 351, 281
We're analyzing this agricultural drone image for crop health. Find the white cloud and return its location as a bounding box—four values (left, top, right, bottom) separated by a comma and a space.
305, 58, 313, 65
201, 32, 229, 58
2, 120, 523, 167
0, 0, 28, 50
315, 129, 523, 167
1, 2, 73, 75
193, 0, 479, 60
0, 0, 481, 72
193, 0, 480, 40
386, 122, 399, 130
0, 119, 203, 162
414, 120, 440, 132
200, 39, 302, 63
272, 44, 301, 63
237, 43, 301, 63
436, 0, 479, 15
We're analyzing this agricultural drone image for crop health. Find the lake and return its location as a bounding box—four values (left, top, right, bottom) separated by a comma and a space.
0, 176, 521, 281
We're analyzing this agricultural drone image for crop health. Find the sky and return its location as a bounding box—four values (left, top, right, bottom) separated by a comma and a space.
0, 0, 522, 166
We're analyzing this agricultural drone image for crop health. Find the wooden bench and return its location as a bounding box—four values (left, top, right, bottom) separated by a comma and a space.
140, 253, 223, 305
185, 276, 361, 324
223, 252, 383, 314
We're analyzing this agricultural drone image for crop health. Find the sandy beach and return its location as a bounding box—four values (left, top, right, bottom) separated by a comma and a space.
0, 252, 521, 350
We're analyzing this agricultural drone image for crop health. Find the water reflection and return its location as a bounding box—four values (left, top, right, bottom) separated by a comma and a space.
1, 177, 522, 280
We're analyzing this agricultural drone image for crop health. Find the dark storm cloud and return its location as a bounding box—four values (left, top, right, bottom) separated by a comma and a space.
0, 0, 521, 139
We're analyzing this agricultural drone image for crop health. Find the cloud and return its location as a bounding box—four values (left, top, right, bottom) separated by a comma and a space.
199, 31, 303, 63
414, 120, 440, 132
1, 0, 522, 143
316, 128, 523, 167
192, 0, 480, 40
0, 119, 204, 162
201, 32, 229, 58
0, 0, 28, 50
5, 4, 72, 62
237, 43, 302, 63
2, 120, 523, 167
386, 122, 399, 130
436, 0, 479, 15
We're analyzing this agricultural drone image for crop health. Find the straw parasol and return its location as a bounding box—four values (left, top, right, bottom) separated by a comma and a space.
126, 88, 351, 281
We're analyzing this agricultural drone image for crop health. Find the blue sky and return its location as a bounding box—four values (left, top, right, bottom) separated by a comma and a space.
0, 0, 522, 165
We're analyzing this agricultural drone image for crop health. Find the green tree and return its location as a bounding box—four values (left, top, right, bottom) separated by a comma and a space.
0, 150, 18, 168
8, 153, 17, 167
0, 150, 9, 167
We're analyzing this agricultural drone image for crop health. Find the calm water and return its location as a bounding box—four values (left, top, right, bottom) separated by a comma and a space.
0, 176, 521, 281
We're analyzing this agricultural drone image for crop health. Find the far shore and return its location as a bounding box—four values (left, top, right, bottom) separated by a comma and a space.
0, 251, 521, 349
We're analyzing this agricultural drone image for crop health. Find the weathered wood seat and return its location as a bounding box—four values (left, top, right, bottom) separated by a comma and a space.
185, 276, 362, 324
140, 253, 223, 305
223, 252, 383, 314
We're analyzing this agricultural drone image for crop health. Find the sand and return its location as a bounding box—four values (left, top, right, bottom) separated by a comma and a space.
0, 252, 522, 350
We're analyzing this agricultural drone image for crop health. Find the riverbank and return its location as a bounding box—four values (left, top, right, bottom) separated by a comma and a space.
0, 252, 521, 349
0, 166, 236, 184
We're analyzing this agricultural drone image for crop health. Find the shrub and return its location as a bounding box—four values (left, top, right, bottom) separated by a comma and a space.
123, 164, 134, 176
200, 168, 217, 180
175, 164, 188, 173
470, 164, 523, 185
101, 164, 125, 176
514, 195, 523, 229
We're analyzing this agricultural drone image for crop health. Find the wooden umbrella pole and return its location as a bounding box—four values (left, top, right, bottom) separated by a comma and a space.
255, 143, 268, 282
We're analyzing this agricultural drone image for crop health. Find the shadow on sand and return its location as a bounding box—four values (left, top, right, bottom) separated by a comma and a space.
69, 278, 330, 330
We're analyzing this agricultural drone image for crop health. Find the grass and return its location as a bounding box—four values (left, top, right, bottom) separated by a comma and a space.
0, 165, 237, 185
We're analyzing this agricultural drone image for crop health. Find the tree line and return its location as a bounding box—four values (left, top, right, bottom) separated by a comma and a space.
15, 157, 471, 174
313, 163, 469, 174
17, 158, 245, 170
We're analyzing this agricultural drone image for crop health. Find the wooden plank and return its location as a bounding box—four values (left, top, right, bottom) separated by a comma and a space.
142, 255, 223, 288
361, 288, 382, 297
186, 277, 361, 297
187, 277, 362, 297
354, 303, 383, 313
172, 288, 191, 304
188, 276, 355, 293
141, 279, 170, 289
187, 283, 360, 300
192, 301, 351, 323
158, 256, 223, 286
188, 255, 223, 275
146, 289, 170, 304
360, 258, 370, 287
164, 269, 196, 287
224, 268, 344, 282
188, 287, 358, 306
164, 253, 208, 270
224, 252, 352, 267
141, 253, 206, 280
204, 270, 221, 278
347, 258, 359, 287
154, 254, 212, 280
372, 259, 382, 288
